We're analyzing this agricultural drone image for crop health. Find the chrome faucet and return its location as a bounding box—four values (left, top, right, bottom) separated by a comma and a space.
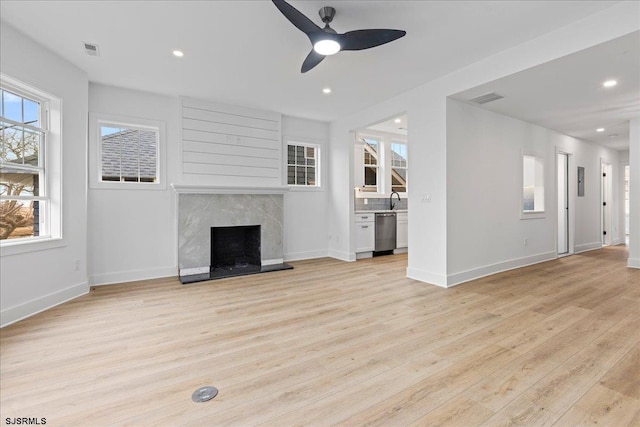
390, 191, 401, 210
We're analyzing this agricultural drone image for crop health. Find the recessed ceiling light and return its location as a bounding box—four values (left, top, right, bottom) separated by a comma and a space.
172, 50, 184, 58
603, 80, 617, 88
394, 118, 402, 124
322, 88, 331, 94
596, 128, 605, 132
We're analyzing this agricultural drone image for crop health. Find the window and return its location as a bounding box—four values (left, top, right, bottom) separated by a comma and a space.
287, 142, 320, 187
362, 137, 379, 191
523, 154, 545, 215
0, 85, 48, 241
390, 142, 408, 192
100, 124, 158, 183
355, 133, 408, 195
89, 113, 165, 189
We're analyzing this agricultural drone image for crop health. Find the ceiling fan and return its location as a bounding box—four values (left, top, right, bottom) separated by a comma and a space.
272, 0, 407, 73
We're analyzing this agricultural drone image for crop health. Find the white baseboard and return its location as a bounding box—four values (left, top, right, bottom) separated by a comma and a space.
406, 267, 447, 288
328, 249, 355, 262
446, 251, 557, 287
262, 258, 284, 266
574, 242, 602, 253
1, 282, 89, 328
284, 250, 329, 262
90, 266, 177, 286
628, 258, 640, 269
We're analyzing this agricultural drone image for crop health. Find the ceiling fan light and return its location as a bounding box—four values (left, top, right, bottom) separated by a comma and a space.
314, 39, 341, 56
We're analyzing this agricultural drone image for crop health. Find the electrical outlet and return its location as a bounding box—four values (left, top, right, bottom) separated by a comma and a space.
421, 194, 431, 203
523, 238, 528, 246
74, 260, 80, 271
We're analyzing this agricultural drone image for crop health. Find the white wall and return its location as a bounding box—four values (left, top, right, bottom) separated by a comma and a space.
629, 119, 640, 268
88, 84, 179, 284
282, 115, 330, 261
328, 1, 639, 286
0, 24, 89, 326
446, 99, 620, 284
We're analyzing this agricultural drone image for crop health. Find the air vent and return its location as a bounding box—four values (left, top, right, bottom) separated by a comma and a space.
469, 92, 504, 105
83, 42, 100, 56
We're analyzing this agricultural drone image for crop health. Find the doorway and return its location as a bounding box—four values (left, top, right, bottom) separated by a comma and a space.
557, 153, 569, 255
601, 161, 612, 246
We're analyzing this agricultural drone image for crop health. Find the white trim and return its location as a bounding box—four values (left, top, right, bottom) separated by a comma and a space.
0, 236, 64, 256
285, 140, 322, 188
171, 183, 289, 194
90, 266, 177, 286
627, 258, 640, 269
88, 112, 167, 190
262, 258, 284, 266
1, 281, 88, 328
284, 250, 329, 262
406, 267, 447, 288
328, 249, 355, 262
446, 251, 557, 287
574, 242, 603, 254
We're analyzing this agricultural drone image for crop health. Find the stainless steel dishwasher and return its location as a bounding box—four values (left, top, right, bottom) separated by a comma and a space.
375, 212, 397, 253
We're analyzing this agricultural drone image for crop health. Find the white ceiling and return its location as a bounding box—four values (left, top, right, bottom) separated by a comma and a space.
0, 0, 624, 126
451, 31, 640, 151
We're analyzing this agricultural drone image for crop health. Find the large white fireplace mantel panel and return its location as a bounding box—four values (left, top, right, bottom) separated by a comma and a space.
178, 194, 284, 272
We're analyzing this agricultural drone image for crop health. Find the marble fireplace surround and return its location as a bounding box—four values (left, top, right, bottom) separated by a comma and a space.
173, 185, 287, 277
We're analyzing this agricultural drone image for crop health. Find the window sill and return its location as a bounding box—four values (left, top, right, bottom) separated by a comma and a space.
287, 186, 323, 192
90, 181, 167, 191
1, 237, 65, 256
521, 211, 546, 220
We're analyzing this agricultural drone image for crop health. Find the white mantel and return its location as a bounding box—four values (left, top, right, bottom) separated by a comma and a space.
171, 183, 290, 195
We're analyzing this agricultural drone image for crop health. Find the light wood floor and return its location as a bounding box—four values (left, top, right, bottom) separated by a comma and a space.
1, 246, 638, 426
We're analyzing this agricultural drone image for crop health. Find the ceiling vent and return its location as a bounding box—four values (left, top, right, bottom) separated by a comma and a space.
469, 92, 504, 105
83, 42, 100, 56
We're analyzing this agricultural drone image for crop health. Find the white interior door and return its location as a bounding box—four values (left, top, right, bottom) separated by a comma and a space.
557, 153, 569, 255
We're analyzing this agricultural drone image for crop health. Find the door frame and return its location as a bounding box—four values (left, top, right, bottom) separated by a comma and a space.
556, 151, 572, 256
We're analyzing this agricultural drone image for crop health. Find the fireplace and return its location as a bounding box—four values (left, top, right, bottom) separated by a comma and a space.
211, 225, 261, 276
176, 192, 293, 284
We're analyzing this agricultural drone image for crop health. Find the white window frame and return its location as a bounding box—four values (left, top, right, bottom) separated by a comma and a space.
361, 135, 381, 192
286, 140, 321, 189
390, 141, 408, 193
89, 112, 166, 190
1, 74, 62, 253
355, 131, 408, 198
521, 151, 546, 219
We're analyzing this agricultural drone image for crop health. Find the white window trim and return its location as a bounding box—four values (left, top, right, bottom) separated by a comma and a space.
355, 131, 408, 198
89, 112, 166, 190
1, 74, 63, 254
285, 139, 322, 190
521, 150, 546, 220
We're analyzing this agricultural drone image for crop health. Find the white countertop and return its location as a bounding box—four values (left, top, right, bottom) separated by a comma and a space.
355, 209, 407, 214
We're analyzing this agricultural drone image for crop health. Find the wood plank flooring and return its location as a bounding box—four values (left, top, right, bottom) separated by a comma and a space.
1, 246, 638, 426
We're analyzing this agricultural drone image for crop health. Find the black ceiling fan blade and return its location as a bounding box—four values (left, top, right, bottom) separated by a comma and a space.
272, 0, 322, 39
338, 29, 407, 51
301, 50, 325, 73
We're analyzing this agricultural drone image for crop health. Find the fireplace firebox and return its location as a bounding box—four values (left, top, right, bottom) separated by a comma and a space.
211, 225, 261, 274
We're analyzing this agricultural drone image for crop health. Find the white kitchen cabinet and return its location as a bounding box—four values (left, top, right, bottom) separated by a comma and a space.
355, 213, 375, 252
396, 212, 408, 248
